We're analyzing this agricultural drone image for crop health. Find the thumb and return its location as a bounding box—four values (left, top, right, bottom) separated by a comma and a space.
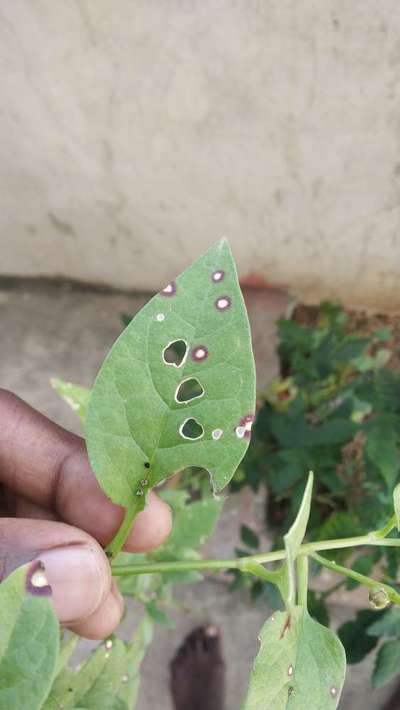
1, 518, 123, 639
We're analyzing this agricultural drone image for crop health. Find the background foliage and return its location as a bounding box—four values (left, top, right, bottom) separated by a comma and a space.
232, 301, 400, 685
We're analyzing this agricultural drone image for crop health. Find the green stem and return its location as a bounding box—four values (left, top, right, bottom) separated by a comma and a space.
311, 553, 400, 605
106, 501, 141, 560
374, 514, 396, 539
297, 556, 309, 608
111, 531, 400, 579
112, 558, 247, 576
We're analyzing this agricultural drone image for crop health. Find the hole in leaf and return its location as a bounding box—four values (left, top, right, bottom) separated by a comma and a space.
162, 340, 188, 367
175, 377, 204, 403
179, 418, 204, 440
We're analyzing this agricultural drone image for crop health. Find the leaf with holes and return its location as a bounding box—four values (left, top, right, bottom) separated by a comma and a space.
243, 607, 346, 709
0, 564, 59, 710
85, 240, 255, 519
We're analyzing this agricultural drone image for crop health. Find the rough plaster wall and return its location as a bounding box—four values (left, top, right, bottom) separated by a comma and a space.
0, 1, 399, 310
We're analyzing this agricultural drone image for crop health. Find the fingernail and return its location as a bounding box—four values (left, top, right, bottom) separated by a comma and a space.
27, 545, 109, 623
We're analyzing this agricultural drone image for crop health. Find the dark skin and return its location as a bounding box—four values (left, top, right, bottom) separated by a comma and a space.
0, 389, 172, 639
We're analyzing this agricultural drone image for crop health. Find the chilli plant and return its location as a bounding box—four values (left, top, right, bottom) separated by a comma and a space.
1, 240, 400, 709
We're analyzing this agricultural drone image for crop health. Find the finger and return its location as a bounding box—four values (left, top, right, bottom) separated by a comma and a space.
14, 494, 58, 521
69, 580, 124, 639
1, 517, 117, 638
0, 390, 172, 551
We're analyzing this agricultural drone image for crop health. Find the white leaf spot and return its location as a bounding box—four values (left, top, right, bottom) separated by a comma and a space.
31, 568, 49, 588
212, 428, 223, 440
216, 296, 231, 310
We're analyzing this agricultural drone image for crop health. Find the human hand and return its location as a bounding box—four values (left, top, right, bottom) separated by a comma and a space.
0, 389, 172, 639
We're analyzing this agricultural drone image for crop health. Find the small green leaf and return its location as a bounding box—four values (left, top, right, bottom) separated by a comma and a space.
243, 607, 346, 709
240, 524, 260, 550
85, 240, 256, 515
0, 565, 59, 710
284, 472, 313, 562
372, 639, 400, 688
394, 483, 400, 531
51, 378, 90, 422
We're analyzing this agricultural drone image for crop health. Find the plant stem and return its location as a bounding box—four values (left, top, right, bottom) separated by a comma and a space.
106, 501, 141, 560
239, 559, 283, 585
297, 556, 309, 608
112, 558, 243, 576
111, 531, 400, 577
311, 552, 400, 605
374, 514, 396, 539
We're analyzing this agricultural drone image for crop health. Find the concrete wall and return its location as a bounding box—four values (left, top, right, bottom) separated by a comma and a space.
1, 1, 399, 311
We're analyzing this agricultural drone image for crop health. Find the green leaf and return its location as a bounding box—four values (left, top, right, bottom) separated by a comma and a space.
55, 633, 79, 678
374, 327, 392, 342
333, 338, 369, 364
160, 490, 223, 553
284, 472, 313, 606
367, 608, 400, 638
51, 378, 91, 422
0, 564, 59, 710
145, 600, 173, 627
284, 472, 313, 563
394, 483, 400, 531
120, 616, 154, 708
44, 639, 130, 710
240, 524, 260, 550
46, 620, 153, 710
243, 607, 346, 709
117, 491, 223, 601
365, 417, 400, 490
337, 610, 378, 664
372, 639, 400, 688
85, 240, 256, 515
